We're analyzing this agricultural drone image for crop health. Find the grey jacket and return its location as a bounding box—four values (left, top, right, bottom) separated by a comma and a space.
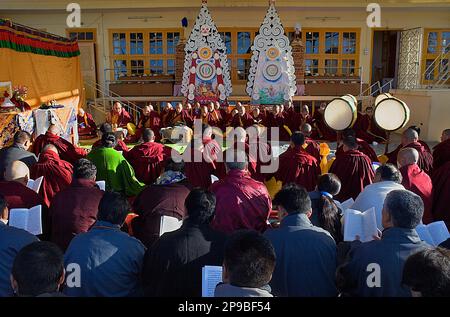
0, 144, 37, 179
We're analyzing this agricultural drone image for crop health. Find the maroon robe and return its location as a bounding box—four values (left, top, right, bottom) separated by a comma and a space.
432, 138, 450, 170
248, 140, 272, 182
210, 169, 271, 234
126, 142, 168, 185
386, 142, 433, 175
353, 112, 376, 144
304, 137, 321, 162
400, 164, 433, 224
92, 139, 129, 153
77, 113, 97, 139
368, 116, 387, 141
219, 108, 230, 128
251, 113, 267, 126
206, 110, 222, 128
33, 131, 87, 164
132, 180, 191, 247
135, 111, 162, 141
160, 109, 174, 128
167, 110, 193, 127
431, 161, 450, 229
284, 107, 302, 133
0, 181, 45, 210
30, 151, 73, 208
184, 146, 217, 189
274, 145, 321, 192
336, 138, 379, 163
109, 109, 132, 128
267, 112, 291, 141
50, 178, 104, 251
313, 110, 337, 141
230, 113, 254, 129
329, 149, 374, 201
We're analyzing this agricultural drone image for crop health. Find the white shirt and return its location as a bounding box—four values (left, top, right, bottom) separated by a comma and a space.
352, 181, 405, 230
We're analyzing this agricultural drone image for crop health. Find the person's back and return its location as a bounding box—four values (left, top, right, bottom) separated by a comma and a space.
210, 150, 271, 234
142, 189, 227, 297
0, 194, 39, 297
63, 192, 145, 297
87, 133, 144, 196
264, 184, 337, 297
50, 159, 104, 251
337, 190, 429, 297
0, 131, 37, 180
352, 164, 404, 229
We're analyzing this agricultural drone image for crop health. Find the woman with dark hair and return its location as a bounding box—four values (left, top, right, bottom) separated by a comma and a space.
309, 173, 343, 243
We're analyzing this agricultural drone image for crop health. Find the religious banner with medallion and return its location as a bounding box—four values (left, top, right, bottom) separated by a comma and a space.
181, 0, 232, 105
246, 1, 296, 105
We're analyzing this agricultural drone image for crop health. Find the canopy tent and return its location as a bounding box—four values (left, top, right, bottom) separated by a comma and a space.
0, 19, 84, 110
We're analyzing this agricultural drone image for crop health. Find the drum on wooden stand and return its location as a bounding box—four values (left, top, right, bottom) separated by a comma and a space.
324, 94, 358, 131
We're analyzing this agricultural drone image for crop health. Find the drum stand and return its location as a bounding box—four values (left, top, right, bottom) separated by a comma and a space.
384, 131, 390, 154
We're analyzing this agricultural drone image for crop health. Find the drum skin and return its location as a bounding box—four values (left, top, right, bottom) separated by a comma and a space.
374, 97, 410, 132
374, 93, 393, 106
324, 95, 357, 131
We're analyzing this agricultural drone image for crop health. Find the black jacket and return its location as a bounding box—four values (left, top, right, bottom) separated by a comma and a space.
0, 144, 37, 179
142, 220, 227, 297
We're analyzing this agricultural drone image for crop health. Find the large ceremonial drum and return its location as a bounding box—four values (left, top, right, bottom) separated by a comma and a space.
374, 93, 393, 106
374, 97, 410, 132
324, 95, 358, 131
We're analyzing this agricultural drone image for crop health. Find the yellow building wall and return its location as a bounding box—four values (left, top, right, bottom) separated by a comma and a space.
3, 5, 450, 94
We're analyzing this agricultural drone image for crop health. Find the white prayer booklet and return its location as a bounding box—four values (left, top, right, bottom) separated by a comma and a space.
96, 180, 106, 191
344, 207, 378, 242
338, 198, 355, 212
159, 215, 183, 236
416, 221, 450, 246
202, 265, 223, 298
211, 175, 219, 184
9, 205, 42, 236
26, 176, 43, 193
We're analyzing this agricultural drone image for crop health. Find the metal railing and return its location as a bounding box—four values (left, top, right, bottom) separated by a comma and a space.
421, 42, 450, 88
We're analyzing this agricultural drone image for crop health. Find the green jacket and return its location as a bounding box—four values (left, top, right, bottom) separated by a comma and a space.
87, 147, 145, 197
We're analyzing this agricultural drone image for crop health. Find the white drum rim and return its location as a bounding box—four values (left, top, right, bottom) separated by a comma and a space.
324, 97, 357, 131
374, 93, 393, 106
374, 97, 410, 132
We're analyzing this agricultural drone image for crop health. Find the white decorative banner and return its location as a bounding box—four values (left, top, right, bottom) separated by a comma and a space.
181, 1, 232, 105
246, 2, 296, 105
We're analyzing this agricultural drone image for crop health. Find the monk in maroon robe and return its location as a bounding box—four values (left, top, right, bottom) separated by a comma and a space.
210, 150, 272, 234
433, 129, 450, 170
135, 105, 161, 141
230, 103, 254, 129
167, 103, 193, 127
300, 123, 321, 161
247, 125, 272, 182
386, 128, 433, 175
106, 101, 132, 130
313, 103, 337, 141
397, 148, 433, 224
284, 101, 301, 133
92, 123, 129, 153
31, 144, 73, 208
431, 129, 450, 229
267, 105, 291, 141
329, 136, 374, 201
126, 129, 168, 185
160, 103, 175, 128
274, 132, 321, 192
251, 107, 267, 126
183, 141, 217, 189
299, 105, 315, 131
335, 129, 378, 162
353, 111, 377, 144
365, 106, 387, 142
33, 124, 87, 164
219, 104, 230, 129
207, 102, 222, 128
77, 108, 97, 140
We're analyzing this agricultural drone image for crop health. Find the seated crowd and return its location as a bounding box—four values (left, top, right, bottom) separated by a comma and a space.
0, 103, 449, 297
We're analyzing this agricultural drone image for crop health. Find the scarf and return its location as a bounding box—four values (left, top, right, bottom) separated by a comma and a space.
155, 170, 186, 185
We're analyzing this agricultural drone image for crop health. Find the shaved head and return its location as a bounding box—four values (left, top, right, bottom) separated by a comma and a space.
301, 123, 312, 136
442, 129, 450, 142
398, 147, 419, 168
48, 124, 59, 135
4, 161, 30, 184
42, 144, 58, 155
402, 128, 419, 146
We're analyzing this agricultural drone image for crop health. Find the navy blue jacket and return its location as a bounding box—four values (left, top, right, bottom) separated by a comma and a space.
0, 222, 38, 297
264, 213, 338, 297
337, 227, 429, 297
63, 220, 146, 297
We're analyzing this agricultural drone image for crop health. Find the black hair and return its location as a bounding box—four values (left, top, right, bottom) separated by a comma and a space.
184, 188, 216, 225
376, 163, 402, 183
142, 128, 154, 143
343, 135, 358, 149
99, 123, 112, 134
97, 191, 131, 225
384, 190, 424, 229
342, 129, 356, 138
0, 193, 7, 215
13, 130, 31, 145
224, 150, 247, 171
316, 174, 342, 241
164, 158, 185, 173
12, 241, 64, 296
317, 173, 341, 196
402, 247, 450, 297
224, 230, 276, 288
291, 132, 305, 146
273, 183, 311, 214
101, 132, 116, 148
73, 158, 97, 180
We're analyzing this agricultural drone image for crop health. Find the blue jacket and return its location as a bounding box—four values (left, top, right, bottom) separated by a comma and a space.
0, 222, 38, 297
337, 227, 429, 297
63, 221, 146, 297
264, 213, 338, 297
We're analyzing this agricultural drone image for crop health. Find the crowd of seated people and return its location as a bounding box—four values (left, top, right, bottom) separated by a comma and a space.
0, 101, 449, 297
